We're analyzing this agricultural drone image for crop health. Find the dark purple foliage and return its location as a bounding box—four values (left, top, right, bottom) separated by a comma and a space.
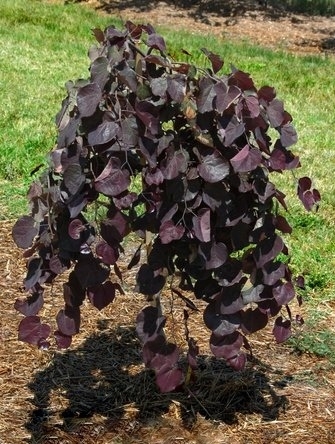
18, 316, 51, 347
12, 216, 38, 249
12, 23, 319, 392
272, 316, 292, 343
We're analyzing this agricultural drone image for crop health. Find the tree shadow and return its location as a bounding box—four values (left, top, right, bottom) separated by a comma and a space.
25, 321, 290, 443
66, 0, 291, 23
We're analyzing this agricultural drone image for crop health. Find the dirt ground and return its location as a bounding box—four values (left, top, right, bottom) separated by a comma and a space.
84, 0, 335, 55
1, 1, 335, 443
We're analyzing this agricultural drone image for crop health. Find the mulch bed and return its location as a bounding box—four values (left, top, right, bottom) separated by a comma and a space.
1, 220, 335, 443
82, 0, 335, 55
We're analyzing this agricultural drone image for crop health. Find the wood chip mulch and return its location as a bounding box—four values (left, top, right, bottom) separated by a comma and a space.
1, 220, 335, 443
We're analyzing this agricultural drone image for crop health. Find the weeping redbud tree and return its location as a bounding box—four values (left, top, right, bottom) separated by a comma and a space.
12, 22, 320, 393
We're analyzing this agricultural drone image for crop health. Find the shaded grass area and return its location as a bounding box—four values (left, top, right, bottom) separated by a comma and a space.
1, 0, 335, 365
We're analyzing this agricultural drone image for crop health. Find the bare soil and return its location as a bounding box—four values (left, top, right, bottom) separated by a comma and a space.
2, 2, 335, 443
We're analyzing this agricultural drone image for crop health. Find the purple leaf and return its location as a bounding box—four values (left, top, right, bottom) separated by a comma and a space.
268, 147, 300, 171
273, 316, 291, 343
74, 255, 110, 288
220, 117, 245, 147
100, 211, 129, 244
192, 208, 211, 242
254, 235, 284, 268
201, 48, 223, 74
113, 191, 138, 210
295, 275, 305, 289
161, 149, 188, 180
136, 264, 166, 296
244, 95, 260, 118
214, 258, 243, 286
241, 284, 265, 304
121, 116, 138, 147
96, 240, 119, 265
62, 272, 86, 308
63, 164, 85, 196
136, 306, 166, 343
12, 216, 39, 249
199, 241, 228, 270
280, 123, 298, 147
156, 367, 183, 393
267, 98, 285, 127
241, 308, 268, 334
194, 277, 221, 300
227, 352, 247, 371
18, 316, 51, 346
196, 148, 230, 183
117, 63, 138, 92
219, 284, 245, 315
68, 218, 85, 239
87, 280, 116, 310
262, 261, 286, 285
87, 120, 119, 146
90, 56, 109, 90
151, 77, 167, 97
230, 144, 262, 173
77, 83, 102, 117
215, 82, 241, 113
141, 335, 183, 392
145, 54, 168, 68
159, 220, 185, 244
229, 69, 255, 91
210, 331, 243, 360
49, 255, 69, 275
203, 304, 241, 335
105, 25, 126, 43
56, 306, 80, 336
54, 330, 72, 349
197, 77, 216, 113
146, 337, 180, 369
147, 33, 166, 52
135, 100, 160, 134
167, 75, 186, 103
125, 20, 143, 39
297, 177, 321, 211
94, 157, 130, 197
273, 282, 295, 306
91, 27, 105, 44
258, 85, 276, 103
24, 258, 42, 291
14, 290, 44, 317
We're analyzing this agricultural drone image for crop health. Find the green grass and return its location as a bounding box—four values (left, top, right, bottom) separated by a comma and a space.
0, 0, 120, 216
1, 0, 335, 362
